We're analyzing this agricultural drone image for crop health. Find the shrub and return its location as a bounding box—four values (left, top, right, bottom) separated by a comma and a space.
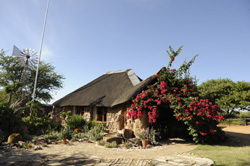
44, 130, 60, 141
237, 112, 250, 118
67, 115, 86, 130
88, 125, 104, 141
104, 141, 117, 148
122, 140, 131, 149
126, 46, 225, 144
72, 132, 86, 141
21, 116, 52, 135
22, 142, 32, 149
98, 140, 105, 146
0, 101, 20, 138
59, 127, 72, 139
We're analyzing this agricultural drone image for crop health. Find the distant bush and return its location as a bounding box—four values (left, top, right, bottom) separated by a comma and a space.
59, 126, 72, 139
67, 115, 86, 130
219, 119, 243, 125
72, 132, 86, 141
104, 141, 117, 148
88, 125, 105, 141
237, 112, 250, 118
21, 116, 52, 135
0, 101, 20, 138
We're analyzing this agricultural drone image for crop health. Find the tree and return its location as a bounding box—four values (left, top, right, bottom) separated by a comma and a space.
0, 49, 64, 104
0, 50, 23, 104
198, 79, 250, 116
127, 46, 225, 143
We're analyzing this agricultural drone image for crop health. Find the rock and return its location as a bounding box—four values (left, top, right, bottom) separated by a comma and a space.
8, 133, 22, 144
18, 141, 25, 147
103, 136, 123, 144
34, 146, 42, 150
123, 129, 133, 139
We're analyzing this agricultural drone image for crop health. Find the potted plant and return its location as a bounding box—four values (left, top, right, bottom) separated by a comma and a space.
60, 127, 72, 144
137, 132, 149, 147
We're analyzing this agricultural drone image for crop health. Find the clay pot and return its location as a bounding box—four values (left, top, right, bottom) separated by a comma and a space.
62, 138, 67, 143
142, 139, 149, 147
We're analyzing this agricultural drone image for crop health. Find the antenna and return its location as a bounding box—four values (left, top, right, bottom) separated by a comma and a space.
32, 0, 50, 101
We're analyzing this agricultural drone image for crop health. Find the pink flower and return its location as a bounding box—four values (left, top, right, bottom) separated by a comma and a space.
171, 57, 175, 61
171, 69, 176, 72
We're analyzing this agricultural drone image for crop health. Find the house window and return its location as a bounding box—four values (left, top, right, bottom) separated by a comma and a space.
76, 106, 83, 116
96, 107, 107, 122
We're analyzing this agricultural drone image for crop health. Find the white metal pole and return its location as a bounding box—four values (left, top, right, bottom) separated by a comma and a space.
32, 0, 50, 101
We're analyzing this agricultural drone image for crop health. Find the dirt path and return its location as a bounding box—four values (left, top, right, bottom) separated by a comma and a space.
32, 140, 196, 160
0, 140, 197, 165
221, 125, 250, 146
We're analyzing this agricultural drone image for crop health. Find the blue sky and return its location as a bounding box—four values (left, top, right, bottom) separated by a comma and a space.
0, 0, 250, 104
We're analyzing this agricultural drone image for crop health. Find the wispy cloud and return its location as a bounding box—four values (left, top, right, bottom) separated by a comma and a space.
41, 45, 54, 61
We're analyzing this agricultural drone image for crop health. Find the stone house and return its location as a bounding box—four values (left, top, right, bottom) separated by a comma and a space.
52, 69, 154, 133
52, 68, 188, 138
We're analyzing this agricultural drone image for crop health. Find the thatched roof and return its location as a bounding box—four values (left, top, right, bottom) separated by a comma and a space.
53, 69, 155, 107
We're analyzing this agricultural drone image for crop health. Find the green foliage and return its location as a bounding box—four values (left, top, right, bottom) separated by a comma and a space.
0, 50, 64, 103
59, 126, 72, 139
43, 130, 60, 141
122, 140, 131, 149
198, 79, 250, 116
0, 100, 20, 138
88, 125, 105, 141
98, 140, 105, 146
219, 119, 243, 126
21, 116, 52, 135
137, 132, 148, 140
237, 111, 250, 118
72, 132, 86, 141
127, 46, 225, 144
22, 142, 32, 149
67, 115, 86, 129
60, 110, 72, 119
104, 141, 118, 148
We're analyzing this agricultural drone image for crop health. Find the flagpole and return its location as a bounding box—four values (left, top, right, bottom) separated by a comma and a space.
32, 0, 50, 101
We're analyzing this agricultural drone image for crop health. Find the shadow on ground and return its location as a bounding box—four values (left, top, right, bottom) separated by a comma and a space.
0, 150, 97, 166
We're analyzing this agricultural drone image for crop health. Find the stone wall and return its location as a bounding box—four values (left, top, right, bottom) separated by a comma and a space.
126, 110, 149, 137
106, 105, 124, 132
51, 106, 63, 123
83, 107, 92, 122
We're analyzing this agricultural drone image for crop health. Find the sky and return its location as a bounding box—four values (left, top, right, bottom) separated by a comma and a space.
0, 0, 250, 104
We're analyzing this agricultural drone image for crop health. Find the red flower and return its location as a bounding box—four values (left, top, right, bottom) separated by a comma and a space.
199, 132, 207, 136
171, 57, 175, 61
171, 69, 176, 72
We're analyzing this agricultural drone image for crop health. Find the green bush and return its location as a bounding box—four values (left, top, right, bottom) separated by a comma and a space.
67, 115, 86, 130
88, 120, 97, 129
98, 140, 105, 146
72, 132, 86, 141
88, 125, 104, 141
44, 130, 60, 141
0, 101, 20, 138
237, 112, 250, 118
122, 140, 131, 149
21, 116, 52, 135
220, 119, 243, 125
104, 141, 117, 148
59, 126, 72, 139
22, 142, 32, 149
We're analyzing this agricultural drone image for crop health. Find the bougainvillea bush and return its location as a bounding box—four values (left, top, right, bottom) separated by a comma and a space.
127, 46, 225, 143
